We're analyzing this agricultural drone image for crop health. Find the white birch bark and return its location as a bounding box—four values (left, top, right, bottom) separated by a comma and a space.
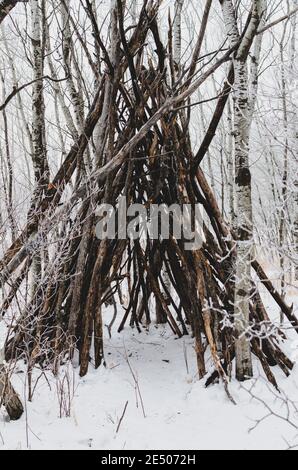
290, 0, 298, 280
131, 0, 137, 22
220, 0, 266, 380
279, 22, 290, 314
30, 0, 47, 297
173, 0, 184, 74
31, 0, 47, 188
248, 1, 267, 123
226, 97, 235, 223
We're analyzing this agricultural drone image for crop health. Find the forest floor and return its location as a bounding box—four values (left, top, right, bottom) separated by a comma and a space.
1, 281, 298, 450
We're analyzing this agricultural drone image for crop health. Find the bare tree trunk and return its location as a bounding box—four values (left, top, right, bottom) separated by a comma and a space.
173, 0, 184, 74
60, 0, 85, 134
0, 70, 16, 242
226, 97, 235, 223
29, 0, 48, 296
290, 0, 298, 280
45, 17, 78, 142
130, 0, 137, 22
2, 27, 34, 157
279, 23, 289, 320
220, 0, 266, 380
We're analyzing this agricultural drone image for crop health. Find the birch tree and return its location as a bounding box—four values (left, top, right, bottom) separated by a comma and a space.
30, 0, 48, 202
289, 0, 298, 280
173, 0, 184, 73
29, 0, 48, 299
220, 0, 266, 380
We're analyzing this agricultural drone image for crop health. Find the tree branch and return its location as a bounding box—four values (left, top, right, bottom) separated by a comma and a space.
0, 75, 68, 111
257, 5, 298, 35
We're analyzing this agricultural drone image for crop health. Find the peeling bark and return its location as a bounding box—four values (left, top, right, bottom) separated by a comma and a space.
220, 0, 266, 381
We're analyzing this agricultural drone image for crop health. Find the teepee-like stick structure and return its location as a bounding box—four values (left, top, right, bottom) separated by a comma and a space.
0, 1, 296, 417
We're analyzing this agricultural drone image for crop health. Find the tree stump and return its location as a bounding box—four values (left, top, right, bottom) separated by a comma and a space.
0, 365, 23, 420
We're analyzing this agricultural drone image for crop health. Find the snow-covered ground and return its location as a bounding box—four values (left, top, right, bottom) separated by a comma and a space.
1, 286, 298, 451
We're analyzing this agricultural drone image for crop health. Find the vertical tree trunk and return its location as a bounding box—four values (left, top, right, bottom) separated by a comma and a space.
226, 97, 235, 223
290, 0, 298, 280
31, 0, 47, 191
233, 55, 254, 381
131, 0, 137, 22
173, 0, 184, 73
30, 0, 48, 299
279, 24, 289, 318
0, 70, 16, 242
220, 0, 265, 380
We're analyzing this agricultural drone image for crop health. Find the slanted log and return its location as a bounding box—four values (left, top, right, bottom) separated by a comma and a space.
252, 260, 298, 332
